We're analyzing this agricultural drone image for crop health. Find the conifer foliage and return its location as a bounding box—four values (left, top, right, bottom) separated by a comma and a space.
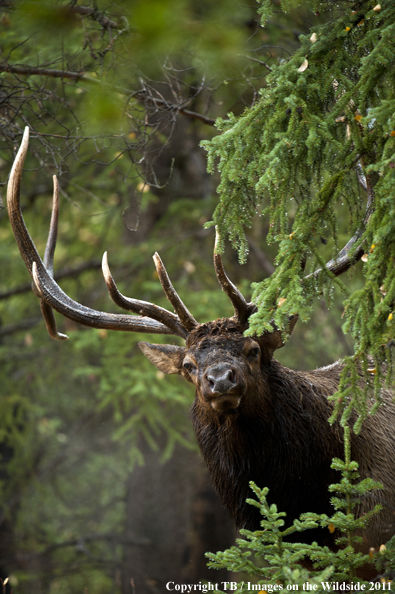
206, 430, 386, 589
202, 0, 395, 426
202, 0, 395, 586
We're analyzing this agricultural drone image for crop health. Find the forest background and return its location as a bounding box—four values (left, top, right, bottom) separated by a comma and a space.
0, 0, 384, 593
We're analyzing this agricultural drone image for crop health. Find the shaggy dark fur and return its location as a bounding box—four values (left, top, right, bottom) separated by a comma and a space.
140, 318, 395, 555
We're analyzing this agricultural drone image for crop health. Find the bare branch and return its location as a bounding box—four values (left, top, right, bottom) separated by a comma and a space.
242, 55, 272, 72
0, 63, 92, 81
0, 260, 102, 301
68, 5, 120, 29
1, 63, 216, 127
176, 108, 215, 126
132, 87, 216, 126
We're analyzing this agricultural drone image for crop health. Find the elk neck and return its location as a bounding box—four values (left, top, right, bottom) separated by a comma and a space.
191, 358, 344, 543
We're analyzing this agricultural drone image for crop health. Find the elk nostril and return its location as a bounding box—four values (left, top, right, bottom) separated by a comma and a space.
206, 368, 237, 394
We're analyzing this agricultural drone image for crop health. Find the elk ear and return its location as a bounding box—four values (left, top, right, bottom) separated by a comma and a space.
138, 341, 186, 375
260, 315, 299, 359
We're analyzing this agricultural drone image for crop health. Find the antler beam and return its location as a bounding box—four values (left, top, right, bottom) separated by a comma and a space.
7, 127, 192, 339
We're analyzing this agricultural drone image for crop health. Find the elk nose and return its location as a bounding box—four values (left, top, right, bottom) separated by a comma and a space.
206, 366, 237, 395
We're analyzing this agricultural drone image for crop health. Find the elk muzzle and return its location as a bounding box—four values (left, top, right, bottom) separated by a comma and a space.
203, 364, 244, 413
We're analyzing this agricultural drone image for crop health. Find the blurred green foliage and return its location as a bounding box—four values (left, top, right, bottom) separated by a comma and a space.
0, 0, 378, 591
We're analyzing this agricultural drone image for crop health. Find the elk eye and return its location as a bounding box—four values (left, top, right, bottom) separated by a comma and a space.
249, 347, 260, 358
183, 361, 195, 372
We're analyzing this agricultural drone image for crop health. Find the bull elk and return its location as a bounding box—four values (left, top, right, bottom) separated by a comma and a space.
7, 128, 395, 567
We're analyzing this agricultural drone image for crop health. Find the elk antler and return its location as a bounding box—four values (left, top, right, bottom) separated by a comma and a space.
213, 227, 257, 325
102, 252, 189, 338
153, 252, 198, 332
304, 173, 375, 282
7, 126, 194, 340
33, 175, 68, 340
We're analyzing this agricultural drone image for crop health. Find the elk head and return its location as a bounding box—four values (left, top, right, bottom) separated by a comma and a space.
7, 126, 367, 395
7, 127, 299, 387
139, 316, 299, 417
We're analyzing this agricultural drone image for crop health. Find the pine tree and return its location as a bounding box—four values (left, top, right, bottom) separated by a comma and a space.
201, 0, 395, 584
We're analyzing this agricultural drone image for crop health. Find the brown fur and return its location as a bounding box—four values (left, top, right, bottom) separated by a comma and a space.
139, 318, 395, 555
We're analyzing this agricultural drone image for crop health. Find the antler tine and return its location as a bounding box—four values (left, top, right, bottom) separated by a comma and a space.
102, 252, 188, 338
7, 126, 181, 338
153, 252, 198, 332
44, 175, 60, 276
32, 263, 68, 340
214, 227, 256, 324
304, 178, 375, 282
36, 174, 68, 340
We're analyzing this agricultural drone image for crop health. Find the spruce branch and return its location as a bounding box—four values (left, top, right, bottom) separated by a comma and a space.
206, 428, 384, 590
